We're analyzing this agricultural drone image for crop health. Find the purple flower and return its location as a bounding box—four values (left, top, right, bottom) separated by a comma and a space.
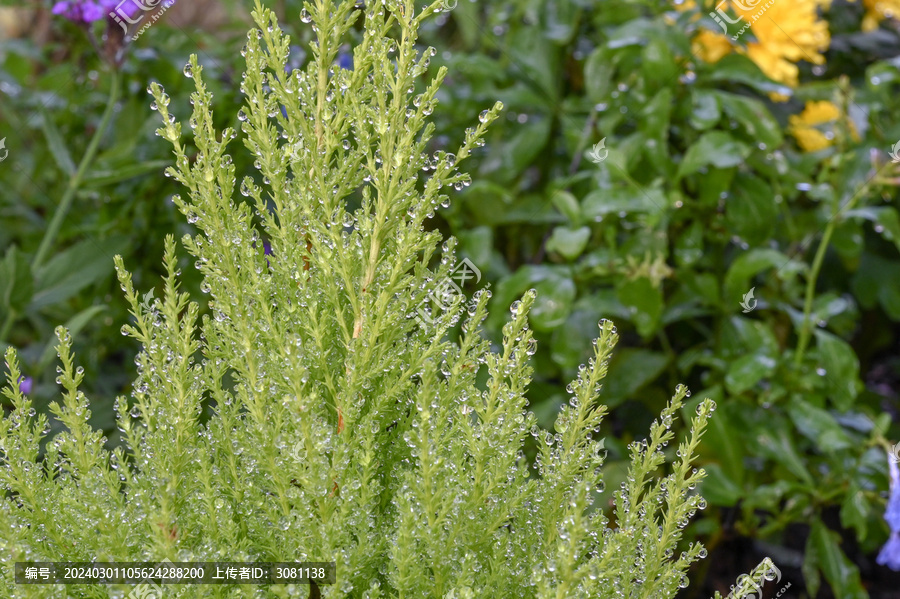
878, 454, 900, 571
877, 535, 900, 570
18, 376, 33, 395
52, 0, 142, 25
52, 1, 107, 23
338, 49, 353, 71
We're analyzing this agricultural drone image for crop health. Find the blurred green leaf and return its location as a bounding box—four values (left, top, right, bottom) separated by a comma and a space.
715, 91, 783, 149
616, 277, 662, 338
457, 226, 493, 268
0, 245, 34, 314
699, 462, 742, 507
725, 353, 776, 395
37, 305, 108, 372
582, 186, 666, 219
813, 330, 860, 410
724, 248, 802, 306
547, 226, 591, 260
508, 26, 559, 101
846, 206, 900, 253
531, 274, 576, 331
584, 46, 615, 103
690, 89, 721, 130
726, 173, 777, 246
705, 54, 794, 97
601, 348, 668, 407
551, 189, 582, 225
641, 38, 677, 88
31, 236, 130, 311
501, 117, 553, 176
839, 483, 870, 543
786, 398, 853, 452
677, 131, 750, 179
702, 399, 745, 485
40, 109, 76, 177
755, 426, 814, 485
551, 307, 601, 370
807, 518, 868, 599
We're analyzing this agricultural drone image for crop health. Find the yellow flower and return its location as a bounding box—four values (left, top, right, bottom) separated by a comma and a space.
693, 28, 733, 63
788, 100, 859, 152
682, 0, 830, 98
734, 0, 830, 89
857, 0, 900, 30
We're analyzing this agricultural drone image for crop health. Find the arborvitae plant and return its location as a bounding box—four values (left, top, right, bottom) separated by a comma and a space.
0, 1, 746, 597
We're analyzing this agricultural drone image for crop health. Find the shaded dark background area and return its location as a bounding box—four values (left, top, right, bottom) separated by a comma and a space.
2, 0, 900, 596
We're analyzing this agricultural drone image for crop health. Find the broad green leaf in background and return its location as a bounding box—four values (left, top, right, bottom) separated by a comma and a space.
754, 425, 814, 486
456, 226, 494, 270
507, 25, 559, 101
724, 248, 803, 307
726, 173, 778, 246
674, 221, 704, 267
582, 186, 666, 219
705, 54, 794, 97
715, 91, 783, 149
616, 276, 663, 338
551, 189, 583, 225
544, 0, 579, 44
690, 89, 721, 130
500, 117, 553, 177
786, 398, 854, 452
39, 108, 76, 177
0, 245, 34, 314
459, 181, 515, 226
813, 330, 860, 410
599, 348, 668, 408
490, 266, 576, 332
31, 236, 130, 310
806, 518, 868, 599
676, 131, 750, 179
641, 38, 677, 88
37, 305, 108, 371
551, 306, 602, 370
839, 482, 870, 543
583, 46, 615, 103
546, 226, 591, 260
846, 206, 900, 254
697, 394, 745, 484
699, 462, 743, 507
724, 353, 776, 395
530, 274, 576, 331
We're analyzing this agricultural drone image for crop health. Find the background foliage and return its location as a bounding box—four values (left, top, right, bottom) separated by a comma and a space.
2, 0, 900, 596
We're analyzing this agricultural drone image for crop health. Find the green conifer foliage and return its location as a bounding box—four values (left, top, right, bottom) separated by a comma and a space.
1, 1, 739, 597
